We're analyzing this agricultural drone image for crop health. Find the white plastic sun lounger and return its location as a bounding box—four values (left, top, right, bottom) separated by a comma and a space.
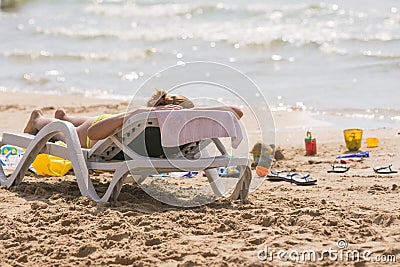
0, 111, 251, 203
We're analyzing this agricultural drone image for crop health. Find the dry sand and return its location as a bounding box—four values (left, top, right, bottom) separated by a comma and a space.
1, 91, 400, 266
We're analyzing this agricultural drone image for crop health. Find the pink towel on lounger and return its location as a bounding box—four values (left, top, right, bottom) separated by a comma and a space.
155, 110, 243, 148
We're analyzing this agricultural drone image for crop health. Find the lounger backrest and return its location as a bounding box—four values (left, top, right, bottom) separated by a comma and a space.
88, 115, 203, 162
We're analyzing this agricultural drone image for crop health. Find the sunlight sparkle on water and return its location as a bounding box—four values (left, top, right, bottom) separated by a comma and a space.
271, 55, 282, 61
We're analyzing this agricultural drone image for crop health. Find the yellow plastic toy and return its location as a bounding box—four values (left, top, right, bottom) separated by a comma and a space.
343, 128, 363, 151
32, 154, 72, 176
366, 137, 378, 148
31, 141, 72, 176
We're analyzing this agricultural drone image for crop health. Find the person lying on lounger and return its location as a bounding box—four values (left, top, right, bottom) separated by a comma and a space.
23, 89, 243, 149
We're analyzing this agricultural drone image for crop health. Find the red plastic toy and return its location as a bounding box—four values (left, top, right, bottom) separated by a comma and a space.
305, 131, 317, 156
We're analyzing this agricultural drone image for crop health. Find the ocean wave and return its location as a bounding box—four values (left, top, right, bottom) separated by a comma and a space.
323, 108, 400, 123
32, 26, 397, 56
270, 102, 312, 112
28, 0, 399, 51
34, 25, 186, 42
269, 104, 400, 124
32, 22, 345, 50
33, 23, 399, 60
361, 50, 400, 59
244, 2, 328, 16
1, 48, 155, 61
84, 2, 218, 18
84, 2, 356, 20
9, 0, 399, 61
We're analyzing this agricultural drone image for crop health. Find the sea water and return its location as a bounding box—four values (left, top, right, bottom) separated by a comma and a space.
0, 0, 399, 128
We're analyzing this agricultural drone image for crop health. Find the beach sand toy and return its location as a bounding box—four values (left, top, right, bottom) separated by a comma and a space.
32, 154, 72, 176
250, 142, 273, 167
305, 131, 317, 156
256, 166, 269, 177
366, 137, 378, 148
343, 129, 363, 151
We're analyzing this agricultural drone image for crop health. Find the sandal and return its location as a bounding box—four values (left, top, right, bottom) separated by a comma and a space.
266, 169, 290, 181
284, 172, 317, 186
327, 164, 350, 173
373, 164, 398, 174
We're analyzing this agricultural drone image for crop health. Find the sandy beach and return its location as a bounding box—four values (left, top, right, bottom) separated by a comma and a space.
1, 91, 400, 266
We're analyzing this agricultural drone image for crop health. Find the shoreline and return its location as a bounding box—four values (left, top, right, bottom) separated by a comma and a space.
1, 91, 397, 150
1, 91, 397, 130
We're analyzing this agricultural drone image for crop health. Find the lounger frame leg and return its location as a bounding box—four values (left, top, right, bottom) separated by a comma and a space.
230, 166, 251, 201
204, 168, 226, 197
0, 164, 6, 183
0, 121, 99, 200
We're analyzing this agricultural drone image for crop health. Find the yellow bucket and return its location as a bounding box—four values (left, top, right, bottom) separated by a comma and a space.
32, 154, 72, 176
366, 137, 378, 148
343, 129, 363, 151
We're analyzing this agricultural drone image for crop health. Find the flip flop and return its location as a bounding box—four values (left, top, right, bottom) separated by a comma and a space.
373, 164, 398, 174
266, 169, 290, 181
149, 173, 170, 177
327, 164, 350, 173
284, 172, 317, 186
